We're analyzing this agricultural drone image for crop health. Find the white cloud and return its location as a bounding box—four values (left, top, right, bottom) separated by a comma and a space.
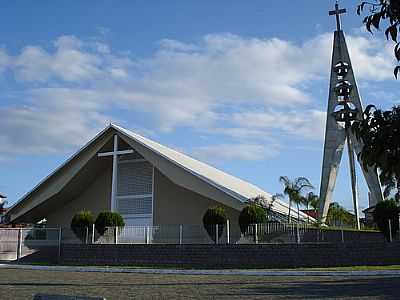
192, 143, 278, 162
0, 88, 111, 155
13, 36, 104, 82
0, 31, 395, 158
230, 109, 326, 140
347, 35, 395, 81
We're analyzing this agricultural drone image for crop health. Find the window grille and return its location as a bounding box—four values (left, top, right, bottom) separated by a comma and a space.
117, 161, 152, 196
116, 160, 153, 216
118, 196, 152, 215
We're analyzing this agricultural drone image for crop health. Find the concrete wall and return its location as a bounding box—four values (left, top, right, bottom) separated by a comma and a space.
61, 242, 400, 268
46, 166, 112, 228
153, 169, 241, 230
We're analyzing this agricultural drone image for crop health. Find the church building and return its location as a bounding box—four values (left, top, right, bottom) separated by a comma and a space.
5, 124, 309, 228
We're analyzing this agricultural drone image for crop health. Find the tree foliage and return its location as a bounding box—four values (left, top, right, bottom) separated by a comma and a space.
278, 176, 314, 223
302, 192, 320, 223
353, 105, 400, 200
202, 206, 227, 242
357, 0, 400, 77
95, 211, 125, 235
373, 199, 400, 240
238, 203, 267, 234
248, 195, 275, 211
326, 202, 356, 227
303, 192, 320, 211
70, 210, 95, 242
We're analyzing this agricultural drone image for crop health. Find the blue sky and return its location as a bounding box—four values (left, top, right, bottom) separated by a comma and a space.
0, 1, 399, 213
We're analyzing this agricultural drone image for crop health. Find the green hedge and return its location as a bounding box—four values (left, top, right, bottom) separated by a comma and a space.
202, 207, 227, 242
373, 200, 400, 241
70, 210, 95, 242
238, 204, 267, 234
95, 211, 125, 235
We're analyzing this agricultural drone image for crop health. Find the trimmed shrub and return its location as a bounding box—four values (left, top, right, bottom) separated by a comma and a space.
373, 200, 400, 241
95, 211, 125, 235
239, 204, 267, 234
71, 210, 95, 242
202, 207, 227, 242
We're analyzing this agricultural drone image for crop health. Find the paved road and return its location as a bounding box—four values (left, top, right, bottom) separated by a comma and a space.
0, 268, 399, 299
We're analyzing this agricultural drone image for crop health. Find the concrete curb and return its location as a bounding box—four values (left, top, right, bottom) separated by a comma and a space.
1, 264, 400, 277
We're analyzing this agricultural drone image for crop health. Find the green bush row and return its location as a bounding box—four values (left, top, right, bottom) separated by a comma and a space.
202, 204, 266, 241
71, 211, 125, 240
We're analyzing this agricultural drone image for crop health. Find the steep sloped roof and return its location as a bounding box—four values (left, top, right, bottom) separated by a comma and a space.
7, 124, 312, 222
113, 124, 310, 219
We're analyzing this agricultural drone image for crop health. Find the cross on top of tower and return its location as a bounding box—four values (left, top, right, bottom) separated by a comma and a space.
329, 1, 346, 31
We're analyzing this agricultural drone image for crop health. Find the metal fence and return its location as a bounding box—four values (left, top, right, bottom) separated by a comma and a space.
0, 222, 393, 262
0, 228, 60, 262
60, 223, 239, 245
242, 223, 387, 244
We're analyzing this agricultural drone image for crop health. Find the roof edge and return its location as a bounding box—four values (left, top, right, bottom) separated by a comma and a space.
6, 124, 114, 216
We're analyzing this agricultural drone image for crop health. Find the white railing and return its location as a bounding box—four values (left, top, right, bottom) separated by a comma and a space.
0, 228, 60, 261
82, 224, 233, 245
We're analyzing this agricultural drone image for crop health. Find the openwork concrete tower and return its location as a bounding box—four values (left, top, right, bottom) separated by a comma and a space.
318, 2, 383, 229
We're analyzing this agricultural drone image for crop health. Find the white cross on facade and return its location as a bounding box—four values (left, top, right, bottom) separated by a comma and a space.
329, 2, 346, 31
98, 135, 134, 211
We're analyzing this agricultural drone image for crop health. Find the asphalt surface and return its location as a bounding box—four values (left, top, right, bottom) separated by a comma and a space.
0, 268, 399, 299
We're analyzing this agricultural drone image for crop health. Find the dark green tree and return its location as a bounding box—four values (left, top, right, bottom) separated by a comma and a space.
373, 199, 400, 241
326, 202, 356, 227
95, 211, 125, 236
278, 176, 314, 223
302, 192, 320, 223
357, 0, 400, 77
202, 207, 227, 242
238, 203, 267, 234
353, 105, 400, 200
70, 210, 95, 242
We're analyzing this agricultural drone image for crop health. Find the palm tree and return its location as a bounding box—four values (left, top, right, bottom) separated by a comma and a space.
279, 176, 314, 223
303, 192, 319, 224
327, 202, 355, 227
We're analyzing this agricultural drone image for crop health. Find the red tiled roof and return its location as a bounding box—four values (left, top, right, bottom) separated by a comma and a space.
300, 210, 318, 219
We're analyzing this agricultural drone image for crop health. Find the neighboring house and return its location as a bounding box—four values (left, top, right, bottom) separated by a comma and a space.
363, 192, 379, 227
0, 193, 7, 224
363, 206, 376, 227
300, 209, 318, 220
5, 124, 312, 229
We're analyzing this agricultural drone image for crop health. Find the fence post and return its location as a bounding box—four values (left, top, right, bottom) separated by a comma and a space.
146, 226, 150, 244
388, 219, 393, 243
226, 219, 230, 244
215, 224, 219, 245
399, 215, 400, 241
58, 227, 62, 263
85, 227, 89, 244
296, 223, 300, 244
341, 229, 344, 243
255, 224, 258, 244
114, 227, 118, 244
16, 228, 22, 262
179, 225, 183, 245
91, 224, 95, 244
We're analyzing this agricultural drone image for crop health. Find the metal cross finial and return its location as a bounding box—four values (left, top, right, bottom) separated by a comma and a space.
329, 1, 346, 31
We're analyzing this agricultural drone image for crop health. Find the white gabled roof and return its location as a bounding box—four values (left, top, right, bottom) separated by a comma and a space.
112, 124, 310, 220
7, 123, 312, 222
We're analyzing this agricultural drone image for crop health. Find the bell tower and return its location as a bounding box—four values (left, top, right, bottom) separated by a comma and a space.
318, 2, 383, 229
